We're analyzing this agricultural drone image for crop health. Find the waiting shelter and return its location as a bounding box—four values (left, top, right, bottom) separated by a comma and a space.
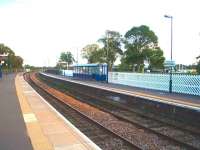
73, 63, 108, 82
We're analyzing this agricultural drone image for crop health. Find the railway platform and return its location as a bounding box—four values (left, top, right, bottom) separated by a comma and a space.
0, 73, 33, 150
42, 72, 200, 110
0, 73, 101, 150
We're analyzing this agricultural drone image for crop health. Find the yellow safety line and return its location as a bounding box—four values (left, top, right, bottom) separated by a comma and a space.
15, 74, 53, 150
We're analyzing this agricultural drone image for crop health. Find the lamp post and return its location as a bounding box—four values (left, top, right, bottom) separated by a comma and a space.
164, 14, 173, 93
106, 32, 110, 69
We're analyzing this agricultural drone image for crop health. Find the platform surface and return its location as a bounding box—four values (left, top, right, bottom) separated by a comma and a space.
0, 74, 33, 150
15, 73, 101, 150
42, 73, 200, 110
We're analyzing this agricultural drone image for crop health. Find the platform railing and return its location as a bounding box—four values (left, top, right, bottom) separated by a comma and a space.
108, 72, 200, 96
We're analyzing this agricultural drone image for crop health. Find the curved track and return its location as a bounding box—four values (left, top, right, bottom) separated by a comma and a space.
24, 73, 140, 150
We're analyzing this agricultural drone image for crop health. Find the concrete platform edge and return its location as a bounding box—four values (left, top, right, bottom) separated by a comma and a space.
15, 74, 53, 150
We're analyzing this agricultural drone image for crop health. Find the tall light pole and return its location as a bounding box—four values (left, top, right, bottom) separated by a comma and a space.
106, 32, 110, 66
164, 14, 173, 93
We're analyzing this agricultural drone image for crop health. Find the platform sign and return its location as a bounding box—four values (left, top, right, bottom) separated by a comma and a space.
164, 60, 176, 67
144, 60, 150, 69
0, 54, 8, 78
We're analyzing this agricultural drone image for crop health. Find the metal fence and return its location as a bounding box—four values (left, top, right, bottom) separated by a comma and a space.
61, 70, 73, 77
108, 72, 200, 96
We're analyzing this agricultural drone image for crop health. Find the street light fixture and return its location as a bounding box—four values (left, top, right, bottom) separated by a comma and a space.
164, 14, 173, 93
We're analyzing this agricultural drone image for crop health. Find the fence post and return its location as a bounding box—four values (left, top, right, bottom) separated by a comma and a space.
169, 71, 172, 93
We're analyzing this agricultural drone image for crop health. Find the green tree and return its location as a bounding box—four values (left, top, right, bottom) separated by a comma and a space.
148, 47, 165, 70
24, 64, 35, 70
0, 43, 23, 70
59, 51, 74, 69
118, 57, 132, 71
123, 25, 164, 72
0, 44, 14, 55
196, 55, 200, 74
196, 62, 200, 74
98, 30, 123, 71
82, 44, 104, 63
13, 56, 23, 69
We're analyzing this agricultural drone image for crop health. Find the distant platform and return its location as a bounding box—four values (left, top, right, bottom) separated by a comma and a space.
41, 72, 200, 111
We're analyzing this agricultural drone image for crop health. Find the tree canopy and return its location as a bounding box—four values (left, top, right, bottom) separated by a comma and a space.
59, 51, 74, 69
0, 44, 15, 55
196, 55, 200, 74
80, 26, 165, 72
0, 43, 23, 69
81, 44, 104, 63
98, 30, 123, 70
147, 47, 165, 70
123, 25, 165, 72
196, 61, 200, 74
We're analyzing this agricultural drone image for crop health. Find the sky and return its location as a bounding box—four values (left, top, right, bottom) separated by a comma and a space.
0, 0, 200, 66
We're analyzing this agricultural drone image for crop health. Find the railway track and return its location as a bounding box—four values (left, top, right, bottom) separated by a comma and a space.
24, 73, 140, 150
72, 93, 200, 149
52, 82, 200, 150
36, 72, 200, 150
